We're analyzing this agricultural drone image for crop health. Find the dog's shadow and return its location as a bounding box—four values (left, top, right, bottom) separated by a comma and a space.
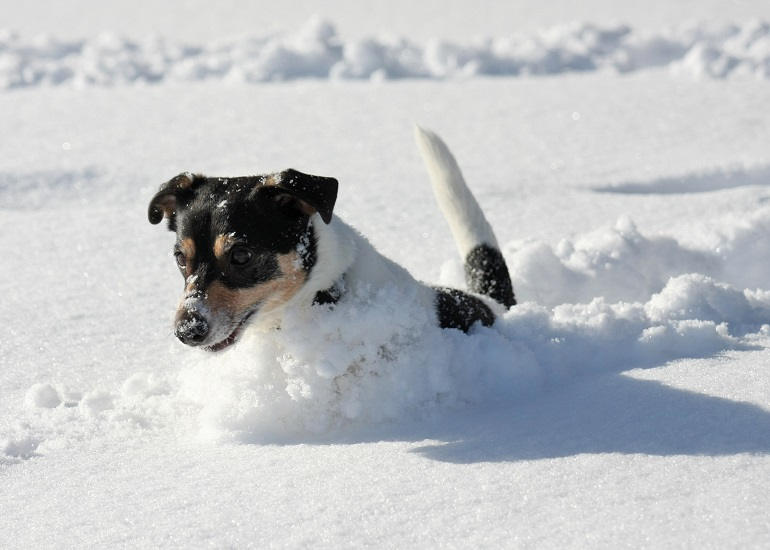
322, 355, 770, 464
395, 367, 770, 464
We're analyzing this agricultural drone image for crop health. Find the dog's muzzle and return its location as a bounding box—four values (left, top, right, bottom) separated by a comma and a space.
175, 310, 209, 346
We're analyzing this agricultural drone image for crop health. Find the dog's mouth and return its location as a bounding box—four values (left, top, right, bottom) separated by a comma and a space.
203, 310, 256, 352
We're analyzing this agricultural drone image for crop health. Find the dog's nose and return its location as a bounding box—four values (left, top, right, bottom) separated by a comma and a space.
175, 311, 209, 345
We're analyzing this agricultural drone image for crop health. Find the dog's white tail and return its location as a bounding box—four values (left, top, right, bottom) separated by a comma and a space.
414, 125, 498, 257
414, 125, 516, 307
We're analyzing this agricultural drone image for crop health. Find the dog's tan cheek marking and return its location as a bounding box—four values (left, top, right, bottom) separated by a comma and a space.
268, 252, 307, 308
203, 252, 307, 316
206, 279, 283, 317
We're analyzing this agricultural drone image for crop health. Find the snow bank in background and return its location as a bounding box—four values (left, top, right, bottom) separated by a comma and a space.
436, 211, 770, 313
502, 213, 770, 309
6, 209, 770, 454
1, 17, 769, 89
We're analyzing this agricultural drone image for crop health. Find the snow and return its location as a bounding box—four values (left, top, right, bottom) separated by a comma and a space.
24, 383, 62, 409
3, 2, 770, 548
2, 18, 770, 89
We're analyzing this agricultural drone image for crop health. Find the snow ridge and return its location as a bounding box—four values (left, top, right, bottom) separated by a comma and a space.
2, 17, 769, 89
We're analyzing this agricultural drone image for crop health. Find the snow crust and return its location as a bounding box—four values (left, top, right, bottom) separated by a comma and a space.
2, 17, 770, 89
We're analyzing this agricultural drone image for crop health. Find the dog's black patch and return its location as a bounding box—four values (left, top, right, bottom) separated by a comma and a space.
297, 223, 317, 273
464, 244, 516, 308
434, 287, 494, 332
297, 222, 342, 306
313, 280, 344, 306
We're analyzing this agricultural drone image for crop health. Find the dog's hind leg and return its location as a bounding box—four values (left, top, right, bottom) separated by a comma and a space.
414, 126, 516, 308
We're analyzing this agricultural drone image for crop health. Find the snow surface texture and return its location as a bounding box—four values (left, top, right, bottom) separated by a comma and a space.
3, 17, 770, 88
3, 9, 770, 546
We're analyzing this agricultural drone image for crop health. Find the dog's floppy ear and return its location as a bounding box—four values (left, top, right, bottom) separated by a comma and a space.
147, 172, 201, 229
261, 168, 338, 224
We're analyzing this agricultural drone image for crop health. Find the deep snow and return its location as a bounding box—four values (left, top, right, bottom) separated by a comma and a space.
2, 18, 770, 89
2, 7, 770, 549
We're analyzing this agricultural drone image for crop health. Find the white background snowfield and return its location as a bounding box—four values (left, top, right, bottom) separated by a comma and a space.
2, 1, 770, 547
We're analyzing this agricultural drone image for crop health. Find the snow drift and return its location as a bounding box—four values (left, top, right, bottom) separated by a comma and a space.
5, 207, 770, 458
1, 17, 769, 89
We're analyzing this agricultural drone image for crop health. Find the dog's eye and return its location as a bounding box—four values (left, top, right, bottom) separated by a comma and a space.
174, 251, 186, 268
230, 246, 253, 267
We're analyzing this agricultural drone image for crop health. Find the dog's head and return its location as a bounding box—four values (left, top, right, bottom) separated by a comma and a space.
148, 169, 338, 351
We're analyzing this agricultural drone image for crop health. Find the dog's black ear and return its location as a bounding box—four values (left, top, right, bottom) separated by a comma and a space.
147, 173, 201, 229
261, 168, 338, 224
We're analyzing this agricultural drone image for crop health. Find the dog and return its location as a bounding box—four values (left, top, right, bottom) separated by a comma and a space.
147, 127, 516, 352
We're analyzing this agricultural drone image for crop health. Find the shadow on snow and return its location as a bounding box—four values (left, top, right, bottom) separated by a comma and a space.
591, 164, 770, 195
406, 366, 770, 463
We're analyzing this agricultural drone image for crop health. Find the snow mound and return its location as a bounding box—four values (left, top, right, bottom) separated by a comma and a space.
1, 18, 769, 89
24, 383, 61, 409
6, 209, 770, 454
433, 211, 770, 313
177, 274, 757, 444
